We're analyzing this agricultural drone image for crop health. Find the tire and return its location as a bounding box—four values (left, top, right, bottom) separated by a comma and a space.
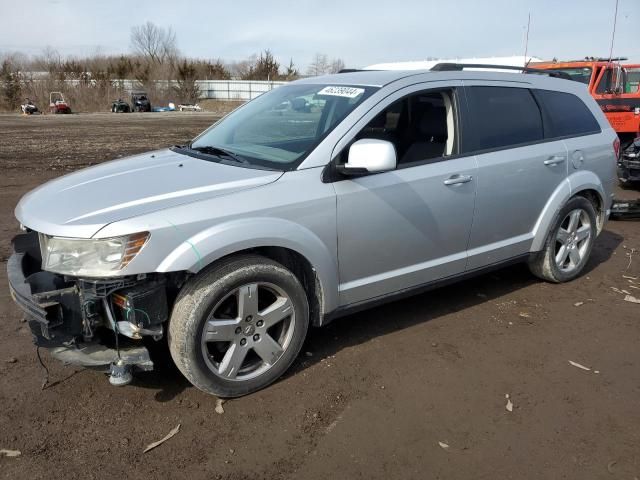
529, 196, 597, 283
168, 254, 309, 397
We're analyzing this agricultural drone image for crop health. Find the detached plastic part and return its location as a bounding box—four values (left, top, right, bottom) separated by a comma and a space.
109, 359, 133, 386
611, 198, 640, 220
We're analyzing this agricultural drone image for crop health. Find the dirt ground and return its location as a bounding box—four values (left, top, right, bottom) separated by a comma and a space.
0, 112, 639, 480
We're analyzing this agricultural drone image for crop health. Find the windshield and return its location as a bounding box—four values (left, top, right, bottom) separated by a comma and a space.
545, 67, 593, 85
189, 83, 377, 170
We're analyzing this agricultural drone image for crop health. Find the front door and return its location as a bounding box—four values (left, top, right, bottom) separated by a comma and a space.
333, 86, 477, 306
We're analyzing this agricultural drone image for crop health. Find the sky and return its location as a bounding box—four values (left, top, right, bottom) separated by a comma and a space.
1, 0, 639, 69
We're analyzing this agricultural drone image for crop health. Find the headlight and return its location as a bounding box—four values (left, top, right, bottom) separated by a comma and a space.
39, 232, 149, 277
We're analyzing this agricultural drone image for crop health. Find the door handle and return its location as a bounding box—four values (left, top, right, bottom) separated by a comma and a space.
544, 155, 566, 166
444, 174, 473, 186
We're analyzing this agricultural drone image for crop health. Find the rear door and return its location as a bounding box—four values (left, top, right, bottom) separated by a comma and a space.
461, 83, 568, 270
533, 89, 615, 199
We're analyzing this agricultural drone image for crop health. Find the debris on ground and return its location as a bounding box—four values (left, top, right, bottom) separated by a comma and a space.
0, 449, 21, 457
143, 424, 181, 453
624, 295, 640, 304
215, 399, 225, 415
5, 357, 17, 363
505, 394, 513, 412
574, 302, 584, 307
519, 312, 531, 318
438, 441, 450, 450
624, 247, 636, 271
568, 360, 591, 371
611, 287, 632, 295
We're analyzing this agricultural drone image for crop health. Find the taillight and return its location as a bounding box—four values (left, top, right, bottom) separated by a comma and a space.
613, 137, 620, 159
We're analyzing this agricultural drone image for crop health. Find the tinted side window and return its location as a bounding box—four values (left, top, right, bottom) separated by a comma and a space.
465, 86, 543, 151
533, 89, 601, 138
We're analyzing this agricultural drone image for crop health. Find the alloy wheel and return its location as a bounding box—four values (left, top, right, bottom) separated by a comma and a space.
554, 208, 592, 273
200, 282, 296, 381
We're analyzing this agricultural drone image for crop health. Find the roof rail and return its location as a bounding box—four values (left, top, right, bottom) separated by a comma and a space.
430, 63, 572, 80
583, 57, 628, 62
337, 68, 379, 73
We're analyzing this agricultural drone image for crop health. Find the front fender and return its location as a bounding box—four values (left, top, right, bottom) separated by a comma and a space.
530, 171, 605, 252
157, 217, 339, 313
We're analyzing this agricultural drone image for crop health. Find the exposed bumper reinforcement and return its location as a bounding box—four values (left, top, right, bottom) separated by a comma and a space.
50, 343, 153, 372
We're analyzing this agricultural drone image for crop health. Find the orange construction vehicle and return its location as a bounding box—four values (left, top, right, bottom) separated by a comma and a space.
532, 58, 640, 148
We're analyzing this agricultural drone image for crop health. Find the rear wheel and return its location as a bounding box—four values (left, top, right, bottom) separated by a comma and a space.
168, 255, 309, 397
529, 196, 597, 283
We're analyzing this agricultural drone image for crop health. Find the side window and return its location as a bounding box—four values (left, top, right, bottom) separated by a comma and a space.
595, 68, 613, 94
464, 86, 543, 151
626, 68, 640, 93
350, 89, 457, 166
533, 89, 601, 138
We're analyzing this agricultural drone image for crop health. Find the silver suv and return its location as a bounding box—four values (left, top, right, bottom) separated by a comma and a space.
8, 66, 618, 397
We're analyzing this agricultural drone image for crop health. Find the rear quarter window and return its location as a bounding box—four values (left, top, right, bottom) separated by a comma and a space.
532, 89, 601, 138
464, 86, 544, 151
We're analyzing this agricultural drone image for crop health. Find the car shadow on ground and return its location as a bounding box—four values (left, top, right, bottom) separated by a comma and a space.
288, 229, 624, 383
134, 228, 623, 401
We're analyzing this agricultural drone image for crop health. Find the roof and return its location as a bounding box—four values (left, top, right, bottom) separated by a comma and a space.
294, 68, 578, 89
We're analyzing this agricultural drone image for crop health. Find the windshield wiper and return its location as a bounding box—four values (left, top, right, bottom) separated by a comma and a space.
190, 145, 248, 164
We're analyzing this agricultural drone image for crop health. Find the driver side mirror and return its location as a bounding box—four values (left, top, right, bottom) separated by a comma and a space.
337, 139, 397, 176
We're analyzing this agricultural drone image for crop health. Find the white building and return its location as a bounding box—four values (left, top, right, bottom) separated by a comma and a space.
364, 56, 543, 71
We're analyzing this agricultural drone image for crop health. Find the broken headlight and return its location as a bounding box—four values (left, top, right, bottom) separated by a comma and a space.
39, 232, 149, 277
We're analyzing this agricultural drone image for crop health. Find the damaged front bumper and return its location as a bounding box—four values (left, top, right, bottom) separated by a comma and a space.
618, 156, 640, 183
7, 231, 169, 373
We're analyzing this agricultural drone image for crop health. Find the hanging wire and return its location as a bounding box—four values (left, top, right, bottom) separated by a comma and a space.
36, 346, 50, 390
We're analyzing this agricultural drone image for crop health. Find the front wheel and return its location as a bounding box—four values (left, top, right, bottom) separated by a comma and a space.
168, 255, 309, 397
529, 196, 597, 283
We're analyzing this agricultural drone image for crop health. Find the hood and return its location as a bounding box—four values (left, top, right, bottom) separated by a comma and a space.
16, 148, 283, 238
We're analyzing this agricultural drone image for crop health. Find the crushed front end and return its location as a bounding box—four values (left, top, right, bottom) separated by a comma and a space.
7, 231, 172, 384
618, 137, 640, 184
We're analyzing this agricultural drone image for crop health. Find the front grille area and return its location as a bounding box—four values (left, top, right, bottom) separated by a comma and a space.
7, 231, 82, 341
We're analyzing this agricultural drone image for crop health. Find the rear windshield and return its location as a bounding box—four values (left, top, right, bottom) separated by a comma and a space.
188, 84, 377, 170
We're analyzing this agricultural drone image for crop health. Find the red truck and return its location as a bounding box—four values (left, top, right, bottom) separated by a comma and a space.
532, 58, 640, 148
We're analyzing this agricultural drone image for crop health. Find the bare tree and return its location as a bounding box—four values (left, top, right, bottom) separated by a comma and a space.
329, 58, 345, 74
228, 56, 256, 79
130, 22, 178, 65
307, 53, 345, 76
307, 53, 329, 76
34, 46, 61, 73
